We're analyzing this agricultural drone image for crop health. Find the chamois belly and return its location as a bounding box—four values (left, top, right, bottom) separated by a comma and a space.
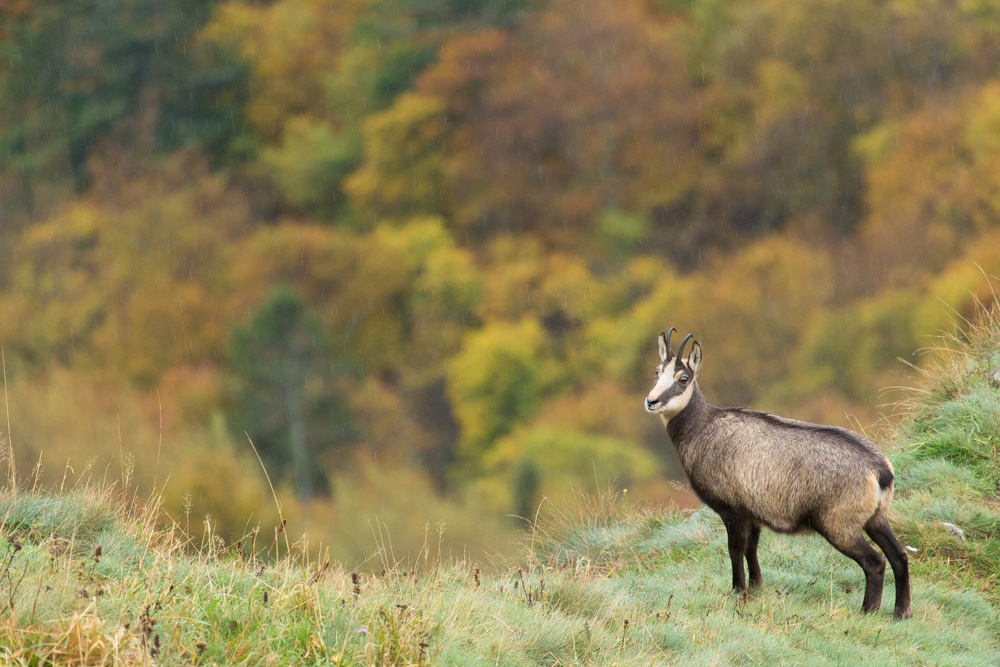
686, 459, 817, 534
755, 514, 815, 535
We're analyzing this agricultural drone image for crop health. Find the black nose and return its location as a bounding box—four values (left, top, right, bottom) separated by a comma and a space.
645, 398, 654, 409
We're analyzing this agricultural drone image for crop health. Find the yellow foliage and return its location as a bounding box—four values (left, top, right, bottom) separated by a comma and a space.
755, 60, 810, 121
447, 319, 549, 460
582, 238, 833, 407
858, 82, 1000, 288
201, 0, 368, 139
345, 93, 447, 223
528, 382, 650, 449
480, 237, 618, 325
1, 205, 104, 366
2, 153, 250, 383
231, 220, 446, 370
473, 425, 660, 514
580, 262, 695, 386
963, 81, 1000, 161
410, 244, 484, 375
690, 238, 834, 406
416, 245, 482, 321
371, 216, 453, 266
915, 228, 1000, 339
230, 217, 479, 382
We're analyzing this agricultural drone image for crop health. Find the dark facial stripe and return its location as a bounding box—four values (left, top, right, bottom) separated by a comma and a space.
652, 381, 689, 406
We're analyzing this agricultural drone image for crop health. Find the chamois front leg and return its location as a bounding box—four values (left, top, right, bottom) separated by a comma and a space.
746, 523, 763, 588
721, 513, 751, 592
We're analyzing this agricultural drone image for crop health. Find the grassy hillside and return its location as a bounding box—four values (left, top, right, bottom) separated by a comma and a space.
1, 312, 999, 665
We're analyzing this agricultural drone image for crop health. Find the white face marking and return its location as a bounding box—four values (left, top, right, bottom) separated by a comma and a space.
658, 383, 695, 418
645, 360, 695, 419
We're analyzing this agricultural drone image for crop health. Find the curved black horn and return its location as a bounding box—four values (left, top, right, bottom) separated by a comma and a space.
677, 333, 693, 361
665, 327, 677, 355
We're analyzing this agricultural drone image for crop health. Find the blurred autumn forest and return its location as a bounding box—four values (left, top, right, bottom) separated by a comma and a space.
2, 0, 1000, 564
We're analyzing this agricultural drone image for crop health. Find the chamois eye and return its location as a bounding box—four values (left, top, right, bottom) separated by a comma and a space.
679, 375, 690, 385
654, 366, 660, 378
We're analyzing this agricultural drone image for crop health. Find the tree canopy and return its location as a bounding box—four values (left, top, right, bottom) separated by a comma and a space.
3, 0, 1000, 547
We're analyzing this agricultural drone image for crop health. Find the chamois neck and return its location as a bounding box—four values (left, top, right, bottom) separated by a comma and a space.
664, 383, 713, 447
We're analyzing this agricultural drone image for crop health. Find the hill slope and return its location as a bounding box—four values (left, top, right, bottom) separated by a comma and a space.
1, 313, 999, 665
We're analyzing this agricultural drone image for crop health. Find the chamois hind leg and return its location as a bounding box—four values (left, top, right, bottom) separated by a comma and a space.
865, 517, 912, 619
746, 523, 763, 588
721, 513, 750, 592
822, 530, 886, 614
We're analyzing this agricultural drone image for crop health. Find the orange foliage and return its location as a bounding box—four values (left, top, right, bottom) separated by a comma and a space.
416, 0, 701, 243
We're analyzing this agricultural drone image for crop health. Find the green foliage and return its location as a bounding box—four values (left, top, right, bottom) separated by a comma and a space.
226, 287, 356, 499
594, 209, 650, 259
0, 0, 247, 200
260, 118, 362, 218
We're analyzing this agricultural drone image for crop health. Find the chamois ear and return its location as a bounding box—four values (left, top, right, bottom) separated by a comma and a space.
658, 331, 669, 362
688, 341, 702, 374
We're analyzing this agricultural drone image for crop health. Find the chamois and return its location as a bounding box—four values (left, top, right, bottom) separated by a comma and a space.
645, 329, 912, 619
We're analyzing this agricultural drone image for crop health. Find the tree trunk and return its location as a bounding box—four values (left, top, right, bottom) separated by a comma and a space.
285, 382, 312, 500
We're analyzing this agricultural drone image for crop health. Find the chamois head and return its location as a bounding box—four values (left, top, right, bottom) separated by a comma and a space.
645, 328, 702, 418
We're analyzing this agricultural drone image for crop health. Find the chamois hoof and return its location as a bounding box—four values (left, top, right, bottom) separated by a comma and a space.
893, 606, 913, 620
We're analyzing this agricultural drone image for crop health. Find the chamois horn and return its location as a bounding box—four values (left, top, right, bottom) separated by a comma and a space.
677, 333, 694, 362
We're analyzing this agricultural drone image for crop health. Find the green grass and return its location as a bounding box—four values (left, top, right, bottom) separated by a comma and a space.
0, 487, 997, 665
2, 311, 1000, 664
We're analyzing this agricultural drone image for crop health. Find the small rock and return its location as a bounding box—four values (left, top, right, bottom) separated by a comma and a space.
940, 522, 966, 542
904, 545, 918, 553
